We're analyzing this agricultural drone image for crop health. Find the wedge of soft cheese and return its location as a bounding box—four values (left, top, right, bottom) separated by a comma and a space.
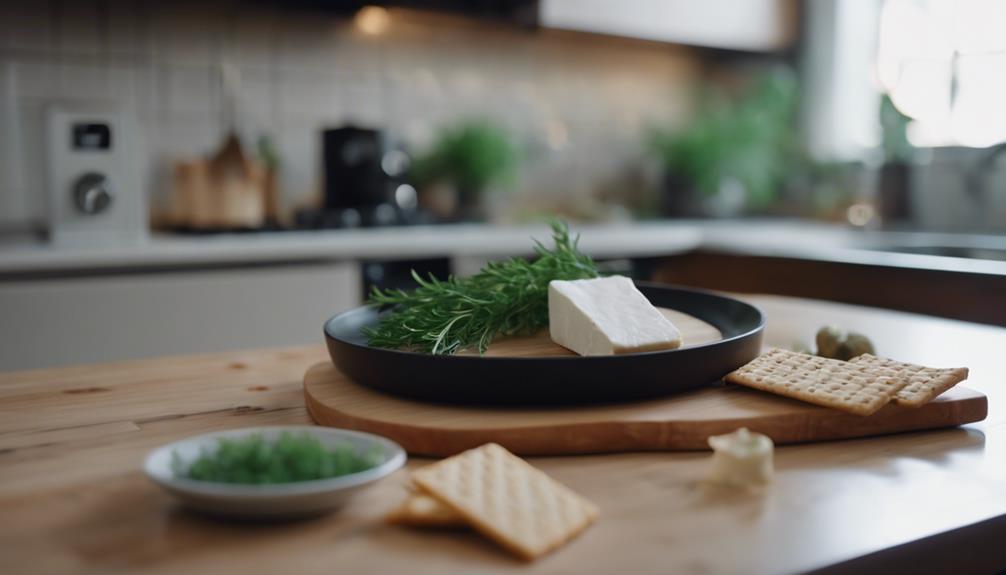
548, 275, 682, 356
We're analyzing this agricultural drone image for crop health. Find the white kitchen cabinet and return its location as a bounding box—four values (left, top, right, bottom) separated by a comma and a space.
0, 262, 360, 371
540, 0, 797, 52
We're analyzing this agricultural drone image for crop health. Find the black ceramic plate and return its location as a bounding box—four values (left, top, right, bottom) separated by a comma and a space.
324, 282, 764, 406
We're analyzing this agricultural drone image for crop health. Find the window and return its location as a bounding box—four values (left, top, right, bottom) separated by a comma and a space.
878, 0, 1006, 148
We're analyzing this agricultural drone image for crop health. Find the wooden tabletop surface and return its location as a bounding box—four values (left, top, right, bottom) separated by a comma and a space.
1, 294, 1004, 575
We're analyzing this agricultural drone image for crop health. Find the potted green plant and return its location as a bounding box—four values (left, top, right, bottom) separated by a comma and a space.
410, 120, 517, 221
647, 70, 799, 217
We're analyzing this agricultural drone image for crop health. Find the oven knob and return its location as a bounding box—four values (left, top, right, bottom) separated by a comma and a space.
73, 172, 113, 214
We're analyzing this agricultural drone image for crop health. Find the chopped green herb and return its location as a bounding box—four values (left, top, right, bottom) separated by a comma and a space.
364, 220, 599, 355
172, 433, 382, 484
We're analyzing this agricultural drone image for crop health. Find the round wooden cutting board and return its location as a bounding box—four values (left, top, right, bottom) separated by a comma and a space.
304, 308, 987, 456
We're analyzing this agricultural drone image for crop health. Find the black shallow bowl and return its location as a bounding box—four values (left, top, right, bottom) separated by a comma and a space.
324, 282, 764, 406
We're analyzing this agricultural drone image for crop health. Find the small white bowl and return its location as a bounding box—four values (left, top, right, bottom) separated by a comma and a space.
144, 426, 406, 519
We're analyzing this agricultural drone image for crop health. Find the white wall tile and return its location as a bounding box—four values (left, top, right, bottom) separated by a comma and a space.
13, 103, 48, 221
233, 68, 277, 137
224, 10, 277, 71
338, 86, 384, 128
58, 63, 137, 104
148, 4, 223, 66
130, 66, 157, 120
275, 14, 335, 74
1, 3, 699, 227
154, 64, 219, 121
12, 61, 141, 107
324, 23, 383, 76
150, 116, 221, 161
9, 61, 60, 100
276, 72, 341, 125
275, 123, 319, 208
0, 61, 29, 224
275, 14, 366, 75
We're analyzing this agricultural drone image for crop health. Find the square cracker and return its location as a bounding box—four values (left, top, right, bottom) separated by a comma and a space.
724, 348, 907, 416
411, 443, 599, 561
849, 353, 969, 407
386, 492, 467, 528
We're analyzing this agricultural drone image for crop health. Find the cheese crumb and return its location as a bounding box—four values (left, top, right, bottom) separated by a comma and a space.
706, 427, 774, 487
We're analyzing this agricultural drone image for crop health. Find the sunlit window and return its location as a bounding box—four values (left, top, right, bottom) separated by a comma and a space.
877, 0, 1006, 148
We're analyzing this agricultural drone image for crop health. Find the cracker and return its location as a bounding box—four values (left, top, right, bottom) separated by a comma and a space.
386, 492, 468, 528
724, 348, 907, 416
849, 354, 969, 407
411, 443, 598, 561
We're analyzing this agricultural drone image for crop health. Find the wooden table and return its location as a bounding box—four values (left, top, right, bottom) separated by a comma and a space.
1, 295, 1004, 574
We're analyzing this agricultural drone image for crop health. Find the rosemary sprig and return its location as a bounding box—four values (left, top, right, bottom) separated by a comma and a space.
364, 220, 598, 355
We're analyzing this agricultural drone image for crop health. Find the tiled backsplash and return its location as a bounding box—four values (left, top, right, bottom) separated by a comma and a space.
0, 1, 698, 228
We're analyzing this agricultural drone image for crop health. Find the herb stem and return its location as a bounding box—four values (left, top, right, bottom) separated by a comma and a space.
363, 220, 598, 355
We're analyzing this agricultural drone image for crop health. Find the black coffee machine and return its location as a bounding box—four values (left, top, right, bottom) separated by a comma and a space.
323, 126, 386, 209
311, 126, 444, 296
297, 125, 418, 228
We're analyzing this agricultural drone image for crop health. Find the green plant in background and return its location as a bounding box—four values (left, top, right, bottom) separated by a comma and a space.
647, 69, 800, 210
411, 119, 518, 197
880, 94, 913, 163
257, 134, 281, 171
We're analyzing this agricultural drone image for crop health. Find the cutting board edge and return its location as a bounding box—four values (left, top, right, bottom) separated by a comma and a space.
303, 362, 988, 457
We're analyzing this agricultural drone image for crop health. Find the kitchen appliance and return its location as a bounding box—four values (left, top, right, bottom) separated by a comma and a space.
297, 125, 420, 229
46, 105, 146, 245
322, 126, 388, 210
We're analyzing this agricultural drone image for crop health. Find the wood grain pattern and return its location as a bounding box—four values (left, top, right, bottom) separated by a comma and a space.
2, 294, 1006, 575
304, 362, 987, 456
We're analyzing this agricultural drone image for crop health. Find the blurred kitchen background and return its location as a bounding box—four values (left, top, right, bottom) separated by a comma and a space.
2, 0, 1005, 370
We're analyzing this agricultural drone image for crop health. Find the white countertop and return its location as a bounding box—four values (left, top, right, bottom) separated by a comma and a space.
0, 223, 701, 273
2, 219, 1006, 276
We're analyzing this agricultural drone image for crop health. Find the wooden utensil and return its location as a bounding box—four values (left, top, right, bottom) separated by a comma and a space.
168, 133, 268, 230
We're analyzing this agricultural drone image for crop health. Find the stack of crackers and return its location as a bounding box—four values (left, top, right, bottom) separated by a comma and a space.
725, 348, 969, 415
386, 442, 599, 561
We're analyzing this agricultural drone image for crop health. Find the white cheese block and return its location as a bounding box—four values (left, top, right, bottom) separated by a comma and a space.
548, 275, 682, 356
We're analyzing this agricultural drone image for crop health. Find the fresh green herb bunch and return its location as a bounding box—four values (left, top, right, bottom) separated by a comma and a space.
364, 220, 598, 355
172, 433, 381, 484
